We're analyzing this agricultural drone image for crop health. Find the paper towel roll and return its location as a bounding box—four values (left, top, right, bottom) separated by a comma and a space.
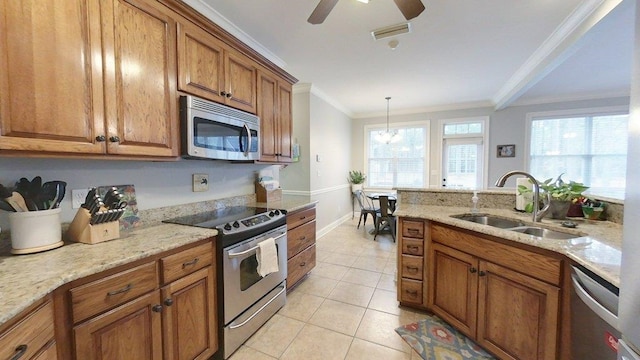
515, 178, 532, 211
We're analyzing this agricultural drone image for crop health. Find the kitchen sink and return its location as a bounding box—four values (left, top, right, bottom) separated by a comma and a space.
508, 226, 581, 240
452, 214, 582, 240
451, 214, 525, 229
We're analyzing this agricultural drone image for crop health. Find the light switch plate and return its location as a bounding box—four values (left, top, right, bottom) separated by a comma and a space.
192, 174, 209, 192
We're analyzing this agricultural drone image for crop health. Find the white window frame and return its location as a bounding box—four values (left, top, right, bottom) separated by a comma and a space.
437, 116, 490, 189
364, 120, 430, 190
525, 105, 629, 198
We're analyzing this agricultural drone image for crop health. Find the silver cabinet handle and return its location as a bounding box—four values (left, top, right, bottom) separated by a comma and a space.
229, 285, 286, 329
227, 233, 286, 258
571, 274, 619, 329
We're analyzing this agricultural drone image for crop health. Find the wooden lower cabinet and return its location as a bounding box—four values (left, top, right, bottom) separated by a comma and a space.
286, 206, 317, 288
429, 228, 561, 360
161, 267, 217, 360
74, 291, 164, 360
397, 218, 427, 308
69, 240, 217, 360
0, 297, 56, 360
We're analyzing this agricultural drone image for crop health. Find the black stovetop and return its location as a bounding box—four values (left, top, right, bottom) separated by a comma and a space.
163, 206, 271, 229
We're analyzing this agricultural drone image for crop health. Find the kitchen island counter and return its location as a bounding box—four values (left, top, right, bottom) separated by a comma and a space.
395, 204, 622, 287
0, 223, 217, 327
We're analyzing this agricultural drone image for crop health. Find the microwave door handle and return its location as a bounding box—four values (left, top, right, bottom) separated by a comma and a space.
241, 124, 251, 157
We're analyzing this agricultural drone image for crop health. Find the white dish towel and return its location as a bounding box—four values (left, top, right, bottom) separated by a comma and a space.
257, 237, 279, 277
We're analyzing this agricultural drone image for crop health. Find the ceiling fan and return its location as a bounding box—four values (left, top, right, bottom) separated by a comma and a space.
308, 0, 425, 24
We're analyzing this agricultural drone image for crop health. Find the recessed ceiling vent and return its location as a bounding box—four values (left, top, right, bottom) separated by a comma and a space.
371, 22, 411, 41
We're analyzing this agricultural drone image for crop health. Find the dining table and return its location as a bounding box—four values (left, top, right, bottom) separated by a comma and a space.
366, 192, 397, 212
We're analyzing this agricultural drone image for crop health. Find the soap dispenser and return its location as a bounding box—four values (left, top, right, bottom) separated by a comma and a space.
471, 191, 479, 213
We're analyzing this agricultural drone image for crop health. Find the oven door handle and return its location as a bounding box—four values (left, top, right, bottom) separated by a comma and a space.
228, 285, 286, 329
227, 233, 286, 258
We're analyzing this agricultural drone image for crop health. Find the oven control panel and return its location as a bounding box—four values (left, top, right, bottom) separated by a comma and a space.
221, 209, 286, 234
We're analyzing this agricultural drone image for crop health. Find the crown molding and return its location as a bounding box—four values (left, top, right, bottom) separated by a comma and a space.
181, 0, 287, 69
492, 0, 623, 110
293, 83, 354, 117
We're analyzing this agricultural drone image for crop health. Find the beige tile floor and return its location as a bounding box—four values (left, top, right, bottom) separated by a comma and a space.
229, 217, 427, 360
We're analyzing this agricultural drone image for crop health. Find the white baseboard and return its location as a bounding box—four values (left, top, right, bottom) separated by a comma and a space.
317, 213, 352, 239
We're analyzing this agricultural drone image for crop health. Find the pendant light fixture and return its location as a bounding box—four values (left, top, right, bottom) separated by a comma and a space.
375, 97, 401, 144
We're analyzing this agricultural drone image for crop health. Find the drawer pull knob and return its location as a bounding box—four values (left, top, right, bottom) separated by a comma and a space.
406, 290, 418, 296
479, 271, 487, 277
300, 262, 306, 267
407, 266, 419, 273
469, 267, 477, 274
300, 236, 306, 241
109, 135, 120, 143
164, 298, 174, 306
182, 258, 199, 268
152, 304, 163, 313
95, 135, 106, 142
407, 245, 419, 252
408, 228, 420, 234
11, 345, 27, 360
107, 283, 132, 296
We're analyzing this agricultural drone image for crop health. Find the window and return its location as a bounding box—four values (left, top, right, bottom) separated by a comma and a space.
365, 122, 429, 188
527, 108, 629, 199
441, 118, 488, 189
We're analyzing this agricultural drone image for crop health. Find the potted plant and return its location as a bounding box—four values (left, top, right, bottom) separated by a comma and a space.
348, 170, 366, 193
518, 174, 589, 219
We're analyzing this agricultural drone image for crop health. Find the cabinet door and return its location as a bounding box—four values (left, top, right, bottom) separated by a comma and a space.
161, 267, 217, 360
74, 291, 163, 360
177, 20, 226, 104
101, 0, 178, 157
32, 341, 58, 360
429, 243, 478, 338
0, 0, 106, 154
477, 261, 560, 360
277, 81, 293, 162
257, 71, 279, 162
225, 50, 256, 114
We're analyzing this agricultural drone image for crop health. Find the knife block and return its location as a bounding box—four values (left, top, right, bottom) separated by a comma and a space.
66, 208, 120, 245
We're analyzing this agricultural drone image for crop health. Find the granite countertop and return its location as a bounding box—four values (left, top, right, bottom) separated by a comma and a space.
0, 223, 216, 327
0, 196, 318, 328
395, 205, 622, 287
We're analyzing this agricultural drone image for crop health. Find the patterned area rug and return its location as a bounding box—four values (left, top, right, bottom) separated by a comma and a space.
395, 315, 496, 360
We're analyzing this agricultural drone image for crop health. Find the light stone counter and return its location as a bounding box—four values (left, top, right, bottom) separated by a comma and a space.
394, 205, 622, 287
254, 195, 318, 213
0, 223, 217, 327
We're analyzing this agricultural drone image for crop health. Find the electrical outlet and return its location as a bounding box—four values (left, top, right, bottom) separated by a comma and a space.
72, 188, 89, 209
193, 174, 209, 192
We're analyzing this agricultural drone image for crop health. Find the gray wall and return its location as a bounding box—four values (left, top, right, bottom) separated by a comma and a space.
281, 86, 353, 234
0, 157, 274, 230
351, 96, 630, 189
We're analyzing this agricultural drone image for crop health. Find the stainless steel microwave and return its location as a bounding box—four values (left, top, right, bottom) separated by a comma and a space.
180, 95, 260, 161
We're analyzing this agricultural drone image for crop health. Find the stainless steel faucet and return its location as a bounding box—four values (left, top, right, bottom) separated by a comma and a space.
495, 170, 550, 222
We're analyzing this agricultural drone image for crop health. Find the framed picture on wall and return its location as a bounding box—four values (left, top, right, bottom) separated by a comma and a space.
497, 144, 515, 158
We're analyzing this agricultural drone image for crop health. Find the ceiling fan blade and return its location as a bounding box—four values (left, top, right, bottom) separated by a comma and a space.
393, 0, 425, 20
308, 0, 339, 24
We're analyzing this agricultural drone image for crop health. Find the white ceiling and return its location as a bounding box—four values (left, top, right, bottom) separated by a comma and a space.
184, 0, 634, 117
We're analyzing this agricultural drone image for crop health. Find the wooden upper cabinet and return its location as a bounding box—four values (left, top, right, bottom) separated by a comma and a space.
101, 0, 178, 157
177, 21, 257, 114
177, 20, 225, 104
0, 0, 106, 154
257, 70, 292, 163
0, 0, 178, 158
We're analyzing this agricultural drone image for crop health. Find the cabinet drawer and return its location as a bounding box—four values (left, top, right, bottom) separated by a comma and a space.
402, 220, 424, 238
402, 238, 424, 256
401, 255, 424, 280
161, 242, 213, 284
70, 261, 158, 323
287, 207, 316, 229
287, 244, 316, 288
287, 220, 316, 259
399, 278, 423, 305
0, 300, 54, 360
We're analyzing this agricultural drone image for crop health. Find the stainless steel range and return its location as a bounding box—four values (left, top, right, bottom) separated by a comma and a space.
164, 206, 287, 359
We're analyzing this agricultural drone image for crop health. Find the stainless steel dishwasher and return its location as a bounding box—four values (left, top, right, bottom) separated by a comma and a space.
571, 264, 620, 360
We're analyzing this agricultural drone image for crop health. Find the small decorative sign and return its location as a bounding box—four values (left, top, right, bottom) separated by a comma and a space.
497, 144, 516, 158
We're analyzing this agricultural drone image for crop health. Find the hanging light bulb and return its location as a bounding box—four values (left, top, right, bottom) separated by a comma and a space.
375, 97, 401, 144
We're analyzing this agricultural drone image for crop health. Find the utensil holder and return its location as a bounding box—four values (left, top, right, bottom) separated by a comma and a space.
256, 183, 282, 202
9, 208, 63, 254
66, 208, 120, 244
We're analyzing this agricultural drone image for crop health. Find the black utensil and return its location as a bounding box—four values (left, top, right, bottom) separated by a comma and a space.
0, 199, 16, 212
39, 182, 57, 210
52, 181, 66, 209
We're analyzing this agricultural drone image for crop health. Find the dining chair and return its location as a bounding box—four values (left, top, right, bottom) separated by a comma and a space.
374, 195, 396, 241
354, 190, 379, 230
